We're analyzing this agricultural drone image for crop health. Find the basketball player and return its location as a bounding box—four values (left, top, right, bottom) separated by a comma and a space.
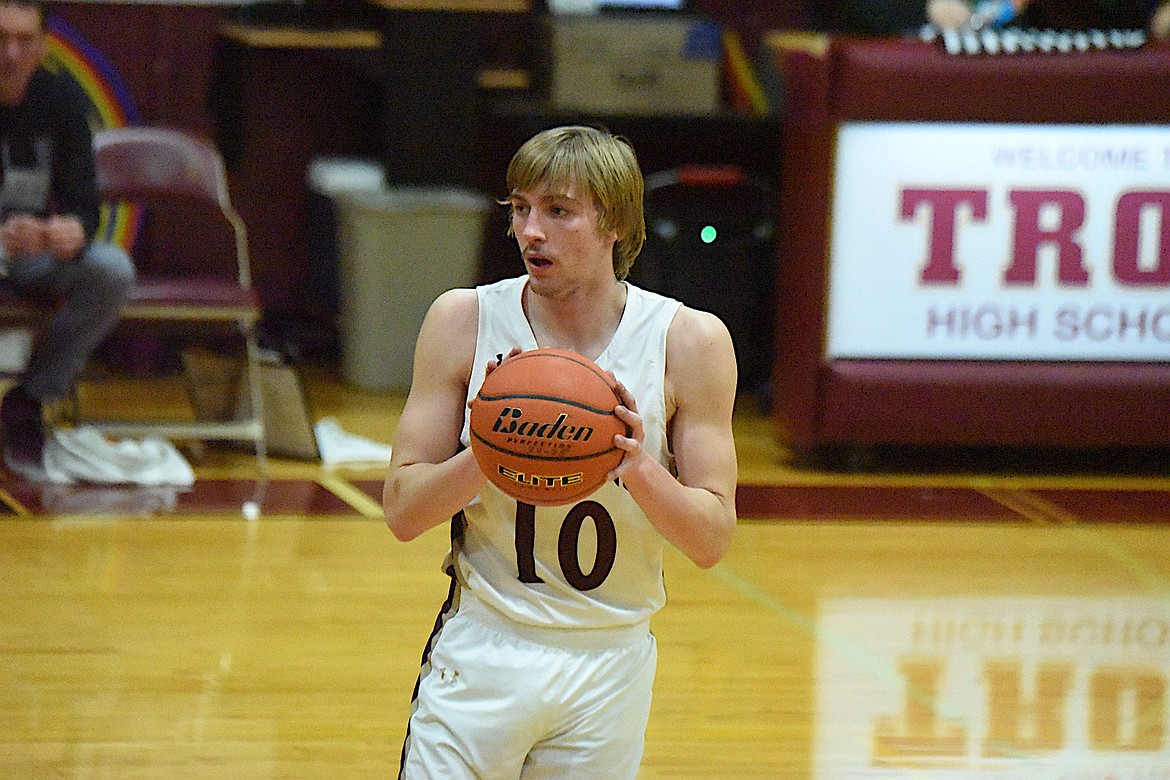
382, 125, 738, 778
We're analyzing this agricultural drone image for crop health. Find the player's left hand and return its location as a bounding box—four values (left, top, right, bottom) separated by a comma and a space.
607, 374, 647, 479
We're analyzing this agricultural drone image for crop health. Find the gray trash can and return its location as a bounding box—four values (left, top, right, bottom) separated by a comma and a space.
331, 186, 491, 391
306, 157, 387, 318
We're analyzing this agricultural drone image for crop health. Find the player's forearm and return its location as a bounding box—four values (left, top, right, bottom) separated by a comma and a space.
383, 449, 486, 541
619, 454, 735, 569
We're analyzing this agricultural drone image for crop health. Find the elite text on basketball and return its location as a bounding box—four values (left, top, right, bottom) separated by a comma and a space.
496, 466, 585, 489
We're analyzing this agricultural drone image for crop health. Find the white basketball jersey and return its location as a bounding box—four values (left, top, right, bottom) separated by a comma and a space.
457, 276, 681, 631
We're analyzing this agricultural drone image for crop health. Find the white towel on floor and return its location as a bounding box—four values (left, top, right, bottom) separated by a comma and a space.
39, 426, 196, 486
313, 417, 393, 466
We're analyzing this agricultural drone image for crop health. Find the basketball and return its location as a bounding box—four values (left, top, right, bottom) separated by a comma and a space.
469, 348, 628, 507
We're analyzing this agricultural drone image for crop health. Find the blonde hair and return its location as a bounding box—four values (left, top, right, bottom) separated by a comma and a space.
503, 125, 646, 281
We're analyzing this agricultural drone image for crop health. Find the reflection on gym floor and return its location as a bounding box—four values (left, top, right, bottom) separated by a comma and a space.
1, 376, 1168, 778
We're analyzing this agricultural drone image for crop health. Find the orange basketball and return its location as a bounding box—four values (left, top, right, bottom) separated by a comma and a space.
469, 348, 628, 507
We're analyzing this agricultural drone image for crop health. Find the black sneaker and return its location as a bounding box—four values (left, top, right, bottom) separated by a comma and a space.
2, 385, 46, 477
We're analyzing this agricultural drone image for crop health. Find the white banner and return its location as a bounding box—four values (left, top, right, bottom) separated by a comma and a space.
827, 122, 1170, 361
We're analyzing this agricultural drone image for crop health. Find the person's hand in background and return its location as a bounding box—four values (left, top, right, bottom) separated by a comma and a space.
928, 0, 1028, 29
927, 0, 974, 28
1151, 0, 1170, 39
1, 214, 45, 258
43, 215, 85, 260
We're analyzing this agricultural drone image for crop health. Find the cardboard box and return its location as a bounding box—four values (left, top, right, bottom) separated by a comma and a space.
549, 15, 723, 115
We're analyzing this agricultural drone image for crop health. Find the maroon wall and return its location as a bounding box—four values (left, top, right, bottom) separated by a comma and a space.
52, 4, 225, 136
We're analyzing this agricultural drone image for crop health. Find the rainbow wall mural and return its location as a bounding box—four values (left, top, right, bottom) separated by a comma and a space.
44, 16, 142, 251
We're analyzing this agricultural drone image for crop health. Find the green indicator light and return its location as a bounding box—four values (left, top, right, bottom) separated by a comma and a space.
700, 225, 717, 244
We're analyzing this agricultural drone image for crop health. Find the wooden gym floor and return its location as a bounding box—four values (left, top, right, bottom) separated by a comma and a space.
2, 373, 1169, 778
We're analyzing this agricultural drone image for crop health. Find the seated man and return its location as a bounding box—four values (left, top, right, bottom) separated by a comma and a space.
0, 0, 135, 477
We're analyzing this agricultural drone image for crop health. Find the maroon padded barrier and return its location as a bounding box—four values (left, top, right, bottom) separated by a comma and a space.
832, 37, 1170, 124
770, 36, 1170, 453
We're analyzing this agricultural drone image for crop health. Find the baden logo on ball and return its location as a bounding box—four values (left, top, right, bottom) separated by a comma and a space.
469, 348, 629, 507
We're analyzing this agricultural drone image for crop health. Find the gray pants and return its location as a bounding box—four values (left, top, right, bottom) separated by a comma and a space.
6, 242, 135, 402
